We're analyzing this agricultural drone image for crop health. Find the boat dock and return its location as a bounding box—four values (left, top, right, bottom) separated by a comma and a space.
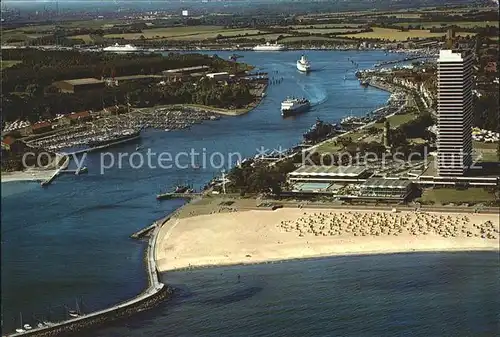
130, 219, 164, 239
5, 216, 171, 337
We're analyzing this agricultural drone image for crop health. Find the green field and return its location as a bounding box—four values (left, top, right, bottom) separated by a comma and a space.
2, 30, 52, 42
377, 13, 422, 19
420, 188, 497, 205
226, 33, 291, 41
284, 24, 364, 29
280, 36, 348, 43
102, 26, 263, 40
344, 27, 475, 41
395, 21, 499, 29
291, 28, 365, 34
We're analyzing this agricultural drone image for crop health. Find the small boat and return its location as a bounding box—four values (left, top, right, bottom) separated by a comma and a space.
16, 313, 26, 333
75, 167, 88, 175
23, 324, 33, 330
68, 298, 82, 318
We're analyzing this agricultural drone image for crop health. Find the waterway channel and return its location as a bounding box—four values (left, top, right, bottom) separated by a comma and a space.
1, 50, 401, 332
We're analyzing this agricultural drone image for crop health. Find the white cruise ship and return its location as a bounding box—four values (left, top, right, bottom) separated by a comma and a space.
281, 97, 311, 117
253, 42, 286, 51
103, 43, 139, 52
297, 55, 311, 72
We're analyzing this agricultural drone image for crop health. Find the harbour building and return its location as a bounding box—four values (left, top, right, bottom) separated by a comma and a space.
437, 49, 473, 177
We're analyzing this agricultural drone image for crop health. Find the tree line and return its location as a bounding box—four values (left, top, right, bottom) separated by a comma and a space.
1, 49, 253, 123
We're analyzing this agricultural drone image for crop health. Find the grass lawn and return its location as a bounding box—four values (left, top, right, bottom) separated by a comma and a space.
1, 60, 21, 70
420, 188, 497, 205
474, 141, 499, 150
372, 112, 416, 129
315, 140, 343, 154
409, 138, 426, 145
474, 140, 499, 162
343, 27, 474, 41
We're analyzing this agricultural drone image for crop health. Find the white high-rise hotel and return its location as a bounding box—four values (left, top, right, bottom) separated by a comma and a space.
437, 49, 473, 176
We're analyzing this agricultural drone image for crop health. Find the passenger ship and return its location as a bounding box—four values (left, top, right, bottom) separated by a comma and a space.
253, 42, 286, 51
296, 55, 311, 72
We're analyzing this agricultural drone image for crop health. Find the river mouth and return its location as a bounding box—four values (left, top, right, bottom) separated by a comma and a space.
2, 50, 399, 332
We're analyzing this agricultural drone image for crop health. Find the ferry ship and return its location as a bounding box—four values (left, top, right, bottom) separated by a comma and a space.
102, 43, 139, 52
296, 55, 311, 72
86, 129, 141, 149
253, 42, 286, 51
281, 97, 311, 117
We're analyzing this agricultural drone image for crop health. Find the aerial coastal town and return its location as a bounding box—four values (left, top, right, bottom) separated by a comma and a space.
1, 0, 499, 336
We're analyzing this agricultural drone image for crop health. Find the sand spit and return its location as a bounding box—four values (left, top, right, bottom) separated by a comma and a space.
155, 209, 499, 272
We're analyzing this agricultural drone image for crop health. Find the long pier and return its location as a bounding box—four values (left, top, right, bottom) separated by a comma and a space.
40, 155, 70, 187
6, 217, 172, 337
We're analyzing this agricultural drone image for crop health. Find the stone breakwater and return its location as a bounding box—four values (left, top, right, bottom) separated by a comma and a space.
6, 219, 171, 337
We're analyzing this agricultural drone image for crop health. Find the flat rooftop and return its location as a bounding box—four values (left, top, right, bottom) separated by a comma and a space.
361, 178, 412, 189
62, 78, 104, 85
289, 165, 368, 177
162, 66, 209, 74
113, 75, 163, 80
292, 182, 332, 192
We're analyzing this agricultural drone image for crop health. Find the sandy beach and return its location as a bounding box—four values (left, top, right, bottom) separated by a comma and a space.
155, 208, 499, 272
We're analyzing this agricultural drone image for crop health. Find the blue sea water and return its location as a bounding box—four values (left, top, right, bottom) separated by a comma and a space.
88, 252, 500, 337
3, 50, 498, 335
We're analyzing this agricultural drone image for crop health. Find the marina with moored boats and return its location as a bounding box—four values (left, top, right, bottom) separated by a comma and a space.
27, 106, 222, 153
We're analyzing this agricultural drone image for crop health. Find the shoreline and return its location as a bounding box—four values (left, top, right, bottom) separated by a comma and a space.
162, 247, 499, 272
155, 207, 499, 273
1, 169, 57, 183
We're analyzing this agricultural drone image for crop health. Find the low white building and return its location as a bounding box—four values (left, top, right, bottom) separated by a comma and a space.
206, 72, 230, 81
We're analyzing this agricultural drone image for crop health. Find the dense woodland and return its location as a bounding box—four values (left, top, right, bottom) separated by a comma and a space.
1, 49, 253, 123
228, 159, 296, 195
